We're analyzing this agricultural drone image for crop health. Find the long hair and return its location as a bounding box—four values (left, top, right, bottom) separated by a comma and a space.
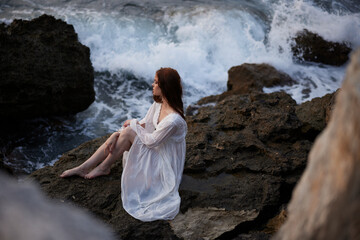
153, 68, 185, 120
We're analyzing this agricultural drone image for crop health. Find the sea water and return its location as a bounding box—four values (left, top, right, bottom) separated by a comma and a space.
0, 0, 359, 174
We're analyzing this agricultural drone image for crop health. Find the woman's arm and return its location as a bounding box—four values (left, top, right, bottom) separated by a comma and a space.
123, 119, 145, 129
122, 102, 156, 128
130, 117, 177, 148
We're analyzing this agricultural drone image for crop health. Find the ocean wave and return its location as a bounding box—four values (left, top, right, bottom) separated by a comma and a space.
1, 0, 359, 173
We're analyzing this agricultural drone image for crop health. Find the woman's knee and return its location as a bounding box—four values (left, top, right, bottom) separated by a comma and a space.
120, 127, 136, 143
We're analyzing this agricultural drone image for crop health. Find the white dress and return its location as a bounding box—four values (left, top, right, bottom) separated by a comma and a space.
121, 102, 187, 222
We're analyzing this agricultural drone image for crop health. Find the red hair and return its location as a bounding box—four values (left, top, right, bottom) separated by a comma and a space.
153, 68, 185, 120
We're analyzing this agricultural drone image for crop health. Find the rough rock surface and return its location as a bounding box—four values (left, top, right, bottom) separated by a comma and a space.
0, 172, 115, 240
274, 49, 360, 240
227, 64, 295, 94
0, 156, 13, 175
295, 91, 337, 140
192, 63, 295, 108
291, 29, 352, 66
30, 136, 180, 240
0, 14, 95, 119
30, 64, 335, 239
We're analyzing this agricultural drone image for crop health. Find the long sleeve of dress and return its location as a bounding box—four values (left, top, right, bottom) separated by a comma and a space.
118, 103, 155, 132
130, 117, 177, 149
121, 102, 187, 222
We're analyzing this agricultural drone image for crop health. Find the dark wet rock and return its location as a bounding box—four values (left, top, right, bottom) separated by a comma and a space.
291, 29, 352, 66
263, 207, 287, 235
0, 14, 95, 120
227, 64, 295, 94
0, 157, 13, 175
29, 135, 180, 240
196, 64, 295, 106
0, 172, 115, 240
295, 90, 337, 140
274, 49, 360, 240
177, 91, 313, 239
185, 92, 305, 177
29, 63, 336, 239
232, 232, 271, 240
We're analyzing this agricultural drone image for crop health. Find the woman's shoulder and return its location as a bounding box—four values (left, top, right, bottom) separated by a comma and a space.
167, 113, 187, 128
168, 114, 187, 139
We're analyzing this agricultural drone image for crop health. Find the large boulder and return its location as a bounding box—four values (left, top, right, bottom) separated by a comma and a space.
0, 172, 115, 240
202, 64, 294, 104
0, 14, 95, 119
176, 91, 308, 240
189, 63, 295, 112
29, 64, 336, 239
227, 64, 295, 94
274, 49, 360, 240
291, 29, 352, 66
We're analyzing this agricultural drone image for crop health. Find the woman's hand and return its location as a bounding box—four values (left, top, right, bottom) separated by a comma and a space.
104, 132, 120, 154
123, 119, 132, 128
123, 119, 144, 128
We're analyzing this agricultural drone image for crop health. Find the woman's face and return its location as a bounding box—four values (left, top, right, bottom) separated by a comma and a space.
152, 74, 162, 97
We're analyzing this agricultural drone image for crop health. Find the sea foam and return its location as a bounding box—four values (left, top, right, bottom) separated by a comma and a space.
1, 0, 359, 173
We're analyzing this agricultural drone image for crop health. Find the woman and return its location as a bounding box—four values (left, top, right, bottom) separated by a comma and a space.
60, 67, 187, 222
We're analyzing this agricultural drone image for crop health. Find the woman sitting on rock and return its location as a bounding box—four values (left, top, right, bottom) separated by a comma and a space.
60, 67, 187, 221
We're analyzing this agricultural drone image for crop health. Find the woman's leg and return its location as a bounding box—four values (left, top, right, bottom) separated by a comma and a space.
60, 138, 113, 178
85, 127, 136, 179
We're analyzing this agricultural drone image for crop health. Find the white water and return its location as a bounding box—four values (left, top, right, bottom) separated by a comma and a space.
1, 0, 359, 173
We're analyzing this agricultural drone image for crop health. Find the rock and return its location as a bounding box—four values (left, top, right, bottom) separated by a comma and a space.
29, 135, 180, 240
179, 91, 313, 239
0, 14, 95, 120
170, 207, 259, 240
0, 157, 13, 175
195, 63, 295, 106
263, 207, 287, 234
291, 29, 352, 66
0, 172, 115, 240
274, 49, 360, 240
30, 92, 311, 239
295, 90, 337, 140
233, 232, 271, 240
29, 63, 336, 239
227, 64, 295, 94
185, 91, 305, 177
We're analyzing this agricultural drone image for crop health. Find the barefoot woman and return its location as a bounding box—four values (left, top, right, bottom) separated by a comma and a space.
60, 67, 187, 221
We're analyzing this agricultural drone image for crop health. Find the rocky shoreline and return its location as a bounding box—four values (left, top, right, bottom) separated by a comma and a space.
1, 15, 356, 240
28, 61, 337, 239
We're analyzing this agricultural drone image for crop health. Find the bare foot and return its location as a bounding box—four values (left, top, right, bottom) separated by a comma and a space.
84, 165, 111, 179
60, 166, 88, 178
